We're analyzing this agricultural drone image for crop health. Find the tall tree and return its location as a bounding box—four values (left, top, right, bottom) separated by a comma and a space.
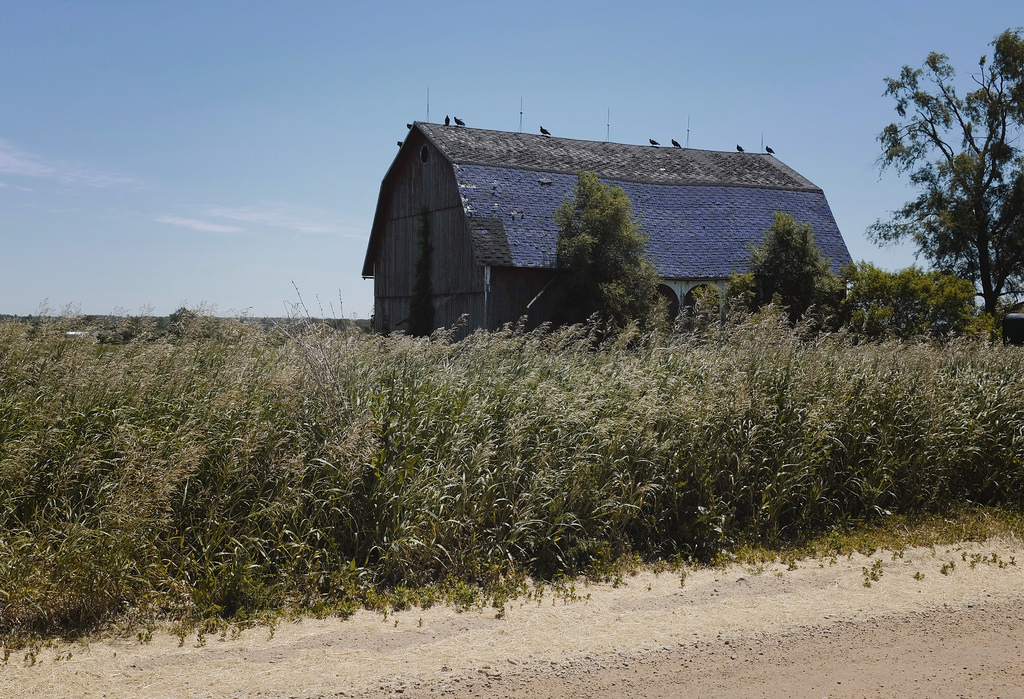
747, 211, 843, 323
554, 171, 661, 331
869, 29, 1024, 315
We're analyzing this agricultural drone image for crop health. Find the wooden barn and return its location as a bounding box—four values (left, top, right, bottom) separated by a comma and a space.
362, 122, 852, 334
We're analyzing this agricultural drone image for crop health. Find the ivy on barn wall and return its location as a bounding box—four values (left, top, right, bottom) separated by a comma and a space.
407, 209, 435, 336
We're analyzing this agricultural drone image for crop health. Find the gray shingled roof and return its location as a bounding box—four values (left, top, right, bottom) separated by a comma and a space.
458, 165, 849, 278
365, 123, 852, 280
417, 122, 822, 191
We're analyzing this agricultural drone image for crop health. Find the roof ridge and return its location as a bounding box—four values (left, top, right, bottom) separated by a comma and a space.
414, 122, 820, 191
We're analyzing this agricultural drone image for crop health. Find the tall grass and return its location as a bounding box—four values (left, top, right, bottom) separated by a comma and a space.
2, 309, 1023, 638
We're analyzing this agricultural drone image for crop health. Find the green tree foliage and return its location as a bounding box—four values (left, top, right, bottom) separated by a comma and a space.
554, 171, 661, 330
725, 271, 757, 310
407, 209, 435, 336
841, 262, 978, 339
870, 28, 1024, 315
747, 211, 843, 323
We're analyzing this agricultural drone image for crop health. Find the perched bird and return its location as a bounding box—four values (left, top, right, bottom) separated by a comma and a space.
540, 126, 551, 136
454, 116, 465, 126
671, 139, 682, 148
649, 139, 660, 146
736, 145, 745, 152
397, 141, 404, 147
445, 115, 450, 126
406, 123, 413, 130
765, 146, 775, 155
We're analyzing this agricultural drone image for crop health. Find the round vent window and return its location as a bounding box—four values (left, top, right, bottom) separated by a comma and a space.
420, 146, 429, 163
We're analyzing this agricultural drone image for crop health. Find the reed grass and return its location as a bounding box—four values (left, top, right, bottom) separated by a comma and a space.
2, 309, 1023, 641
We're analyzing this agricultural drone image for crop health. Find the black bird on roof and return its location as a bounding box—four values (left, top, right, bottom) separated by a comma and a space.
445, 115, 450, 126
649, 139, 660, 146
736, 145, 744, 152
540, 126, 551, 136
671, 139, 682, 148
406, 123, 413, 130
454, 116, 465, 126
765, 146, 775, 155
397, 141, 403, 147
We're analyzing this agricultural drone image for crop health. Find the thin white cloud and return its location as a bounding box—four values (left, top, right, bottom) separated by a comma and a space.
204, 205, 337, 234
156, 216, 245, 233
0, 138, 140, 188
0, 179, 34, 192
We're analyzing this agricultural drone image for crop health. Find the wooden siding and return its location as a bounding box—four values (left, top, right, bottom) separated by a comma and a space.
487, 267, 560, 330
373, 136, 486, 333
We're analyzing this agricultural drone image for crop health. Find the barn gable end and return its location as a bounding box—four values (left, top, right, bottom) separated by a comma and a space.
363, 130, 485, 333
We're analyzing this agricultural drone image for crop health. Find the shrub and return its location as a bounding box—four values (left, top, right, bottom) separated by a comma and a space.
842, 262, 978, 339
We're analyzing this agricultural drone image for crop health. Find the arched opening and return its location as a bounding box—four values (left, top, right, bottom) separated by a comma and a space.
683, 284, 715, 309
657, 284, 680, 321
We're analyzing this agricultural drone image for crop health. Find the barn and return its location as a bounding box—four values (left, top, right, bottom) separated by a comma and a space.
362, 122, 852, 334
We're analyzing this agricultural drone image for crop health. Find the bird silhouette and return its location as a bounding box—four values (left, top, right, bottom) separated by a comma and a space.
736, 145, 744, 152
397, 141, 404, 147
454, 116, 465, 126
406, 123, 413, 130
650, 139, 660, 146
765, 146, 775, 155
671, 139, 682, 148
540, 126, 551, 136
445, 115, 450, 126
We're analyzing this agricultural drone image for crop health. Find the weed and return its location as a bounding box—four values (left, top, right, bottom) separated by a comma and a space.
913, 571, 925, 581
862, 559, 884, 587
941, 561, 957, 575
136, 624, 155, 644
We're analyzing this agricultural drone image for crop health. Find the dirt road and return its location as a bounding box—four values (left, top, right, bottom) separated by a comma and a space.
5, 539, 1023, 698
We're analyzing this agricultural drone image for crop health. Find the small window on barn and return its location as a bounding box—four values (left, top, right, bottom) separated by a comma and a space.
420, 146, 430, 163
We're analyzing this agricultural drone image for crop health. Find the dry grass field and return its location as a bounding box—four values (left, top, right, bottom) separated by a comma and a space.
3, 310, 1024, 696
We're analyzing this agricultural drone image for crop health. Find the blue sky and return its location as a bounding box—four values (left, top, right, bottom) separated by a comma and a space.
1, 1, 1019, 318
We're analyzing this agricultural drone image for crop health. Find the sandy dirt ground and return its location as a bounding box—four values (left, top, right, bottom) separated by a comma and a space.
4, 538, 1024, 698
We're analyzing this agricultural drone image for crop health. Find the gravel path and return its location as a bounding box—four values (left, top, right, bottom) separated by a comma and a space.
4, 539, 1023, 698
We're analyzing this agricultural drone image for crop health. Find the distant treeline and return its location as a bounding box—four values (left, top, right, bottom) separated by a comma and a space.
0, 310, 372, 343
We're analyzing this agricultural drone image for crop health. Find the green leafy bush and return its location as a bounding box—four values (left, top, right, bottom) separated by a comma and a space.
842, 262, 979, 339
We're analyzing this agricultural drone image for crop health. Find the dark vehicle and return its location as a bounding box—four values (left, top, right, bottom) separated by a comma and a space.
1004, 313, 1024, 345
